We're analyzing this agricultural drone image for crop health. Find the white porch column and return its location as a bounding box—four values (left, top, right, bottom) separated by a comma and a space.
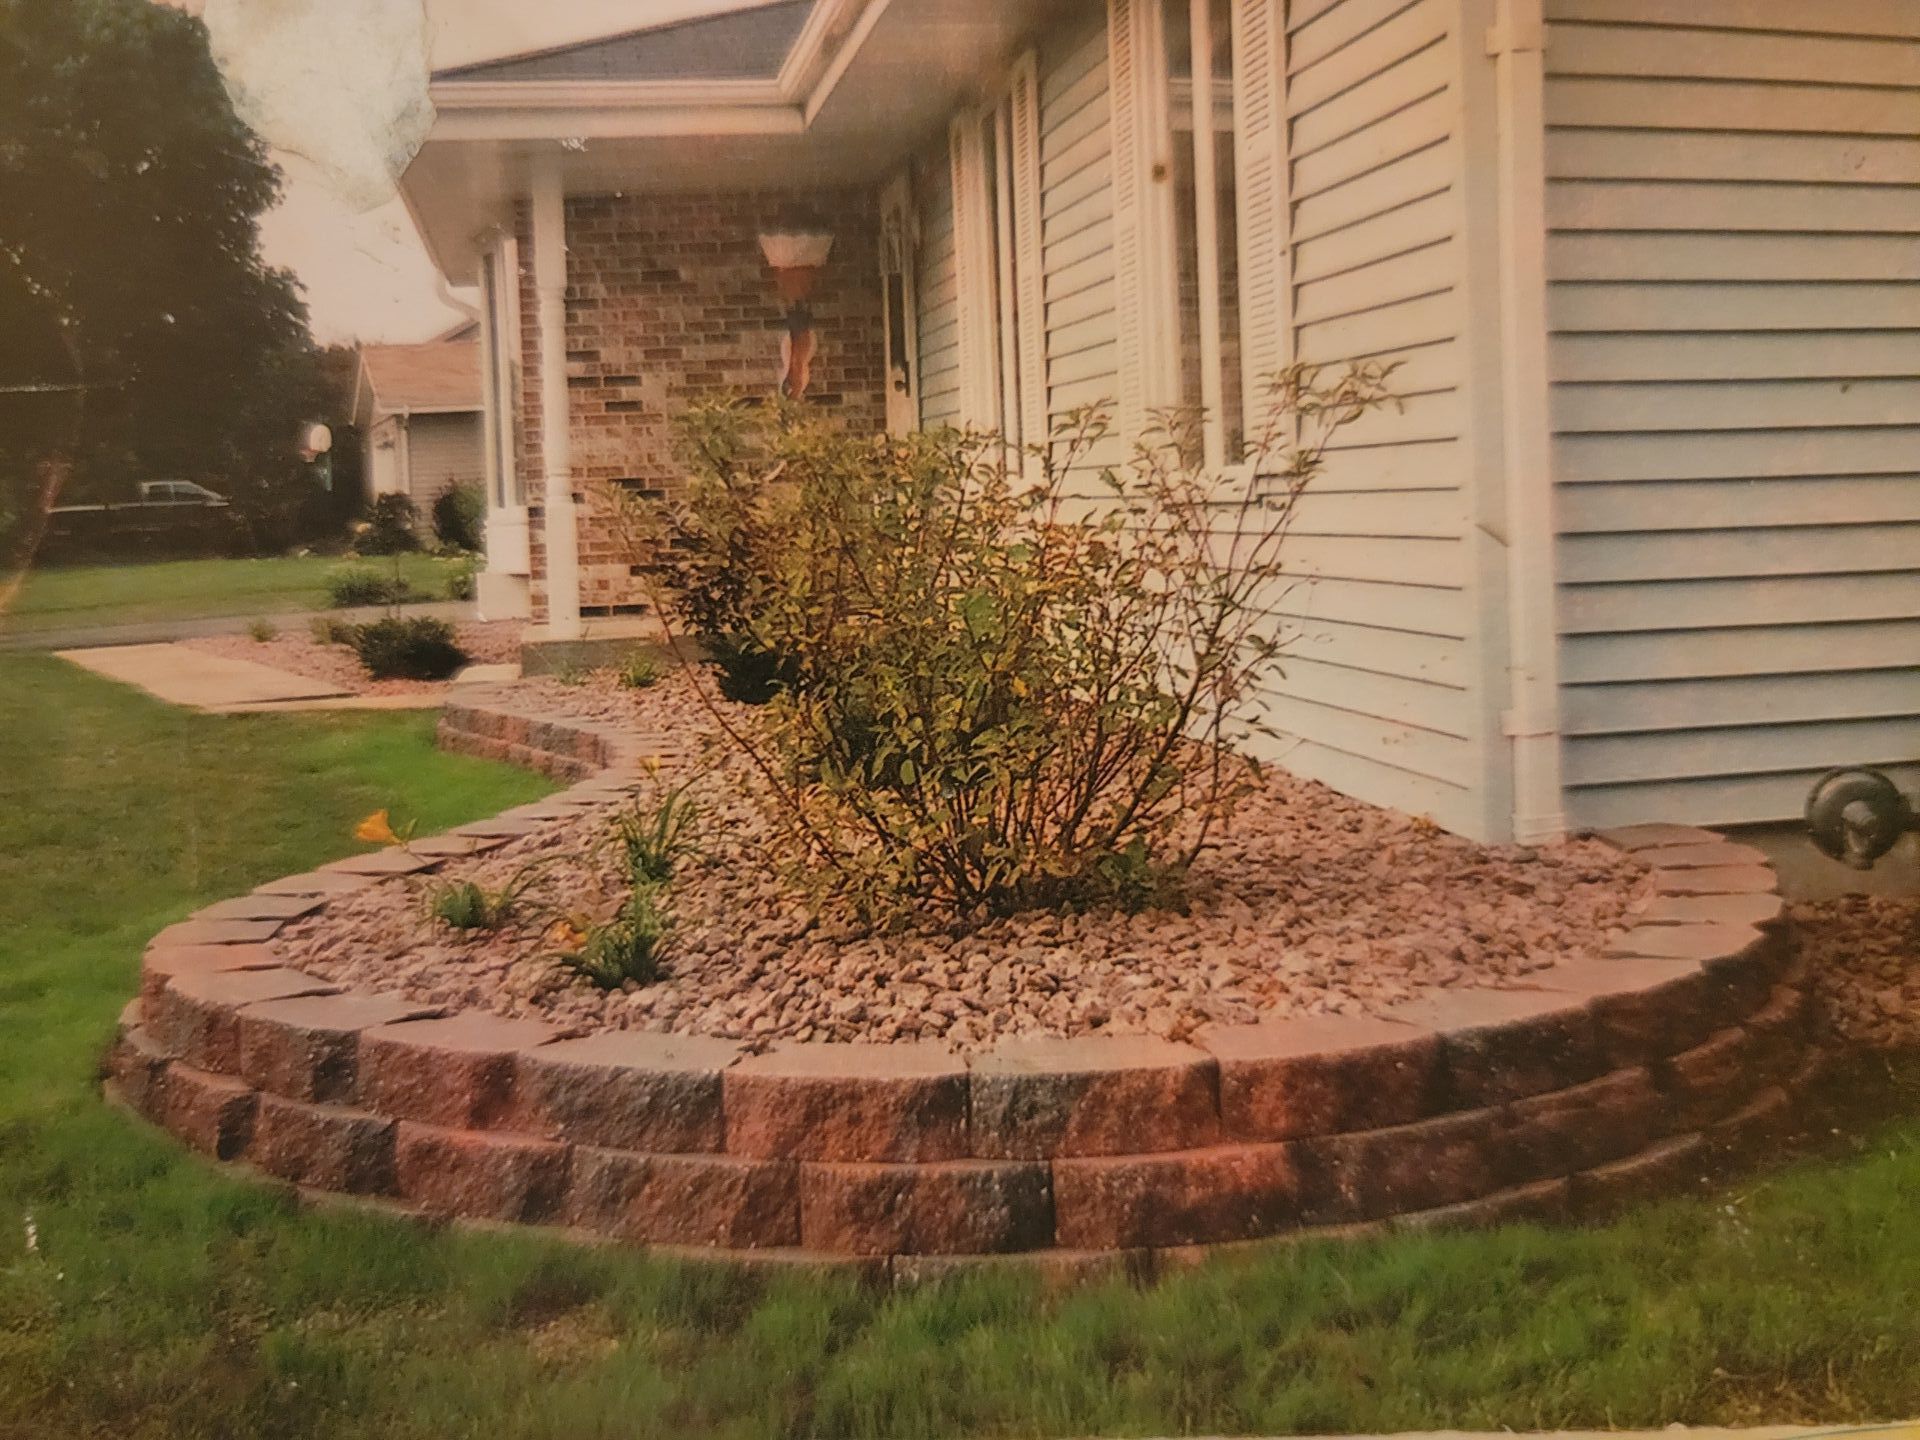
531, 157, 582, 639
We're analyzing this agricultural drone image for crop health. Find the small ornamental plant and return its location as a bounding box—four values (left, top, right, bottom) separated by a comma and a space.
618, 365, 1396, 922
549, 887, 673, 989
610, 781, 700, 886
425, 865, 545, 932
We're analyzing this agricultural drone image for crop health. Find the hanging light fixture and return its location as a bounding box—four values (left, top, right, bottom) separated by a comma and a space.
758, 225, 834, 399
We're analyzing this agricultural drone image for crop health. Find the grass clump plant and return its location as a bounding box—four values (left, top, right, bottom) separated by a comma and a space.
245, 617, 276, 642
552, 885, 673, 988
611, 782, 700, 885
426, 866, 544, 932
326, 564, 417, 609
616, 650, 660, 689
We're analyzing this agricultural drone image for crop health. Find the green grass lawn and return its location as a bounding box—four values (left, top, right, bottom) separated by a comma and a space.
3, 553, 466, 636
2, 653, 1919, 1439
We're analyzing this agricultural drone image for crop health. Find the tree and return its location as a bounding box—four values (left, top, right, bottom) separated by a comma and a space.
0, 0, 335, 572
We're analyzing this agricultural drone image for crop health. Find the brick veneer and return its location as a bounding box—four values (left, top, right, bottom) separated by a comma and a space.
109, 698, 1826, 1280
512, 190, 888, 621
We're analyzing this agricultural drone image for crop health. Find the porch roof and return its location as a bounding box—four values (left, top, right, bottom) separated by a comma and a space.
400, 0, 1062, 284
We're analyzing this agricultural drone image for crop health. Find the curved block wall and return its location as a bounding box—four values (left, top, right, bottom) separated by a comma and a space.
107, 693, 1825, 1278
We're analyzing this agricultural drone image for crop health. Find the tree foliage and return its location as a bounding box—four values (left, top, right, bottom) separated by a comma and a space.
0, 0, 337, 561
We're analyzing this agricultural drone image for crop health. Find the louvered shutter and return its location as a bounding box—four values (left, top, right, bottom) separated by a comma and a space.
1108, 0, 1178, 450
1232, 0, 1292, 459
949, 115, 994, 427
1008, 52, 1049, 465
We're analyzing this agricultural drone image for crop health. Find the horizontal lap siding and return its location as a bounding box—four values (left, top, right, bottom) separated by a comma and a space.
1041, 19, 1125, 473
1262, 0, 1480, 832
916, 141, 962, 428
1544, 0, 1920, 828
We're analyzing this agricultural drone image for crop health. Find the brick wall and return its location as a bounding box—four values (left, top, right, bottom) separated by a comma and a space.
515, 189, 887, 620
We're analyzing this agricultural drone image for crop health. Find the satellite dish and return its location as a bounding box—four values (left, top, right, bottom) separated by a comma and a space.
299, 422, 332, 460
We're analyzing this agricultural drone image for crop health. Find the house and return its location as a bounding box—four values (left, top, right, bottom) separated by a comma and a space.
396, 0, 1920, 842
350, 326, 485, 523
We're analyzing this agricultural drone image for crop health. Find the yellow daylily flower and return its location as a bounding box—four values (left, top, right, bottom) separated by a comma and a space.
354, 809, 401, 846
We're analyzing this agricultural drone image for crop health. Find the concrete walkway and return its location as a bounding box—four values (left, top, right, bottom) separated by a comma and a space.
57, 643, 356, 707
2, 599, 473, 653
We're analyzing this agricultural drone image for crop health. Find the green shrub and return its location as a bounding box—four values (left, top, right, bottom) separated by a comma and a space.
246, 618, 277, 642
326, 565, 416, 609
309, 615, 357, 646
638, 368, 1393, 920
431, 483, 485, 552
356, 493, 421, 555
350, 616, 468, 681
443, 557, 477, 601
615, 651, 660, 689
611, 784, 699, 886
611, 405, 798, 703
556, 887, 671, 988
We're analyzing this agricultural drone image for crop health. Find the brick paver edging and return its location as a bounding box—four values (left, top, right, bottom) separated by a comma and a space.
107, 691, 1825, 1281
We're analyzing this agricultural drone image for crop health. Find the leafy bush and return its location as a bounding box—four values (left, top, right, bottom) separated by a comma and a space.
246, 618, 277, 642
616, 409, 798, 703
431, 483, 485, 552
349, 615, 468, 680
611, 784, 699, 886
555, 887, 672, 989
309, 614, 356, 646
356, 493, 420, 555
636, 368, 1393, 920
615, 651, 660, 689
325, 565, 417, 609
443, 557, 477, 601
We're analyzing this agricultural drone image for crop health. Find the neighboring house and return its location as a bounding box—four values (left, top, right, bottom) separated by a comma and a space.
397, 0, 1920, 842
350, 329, 485, 525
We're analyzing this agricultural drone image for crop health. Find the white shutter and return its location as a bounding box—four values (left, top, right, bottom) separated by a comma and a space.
1008, 52, 1049, 464
1232, 0, 1292, 454
949, 114, 996, 428
1107, 0, 1177, 450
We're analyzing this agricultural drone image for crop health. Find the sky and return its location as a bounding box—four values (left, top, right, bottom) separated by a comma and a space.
164, 0, 782, 347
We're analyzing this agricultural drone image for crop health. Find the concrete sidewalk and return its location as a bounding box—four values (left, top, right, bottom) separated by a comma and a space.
57, 643, 355, 707
1, 599, 473, 653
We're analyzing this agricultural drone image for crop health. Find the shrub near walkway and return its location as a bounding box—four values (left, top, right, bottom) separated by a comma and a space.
2, 654, 1920, 1439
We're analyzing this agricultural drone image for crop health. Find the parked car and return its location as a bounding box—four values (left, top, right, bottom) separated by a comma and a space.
44, 479, 240, 558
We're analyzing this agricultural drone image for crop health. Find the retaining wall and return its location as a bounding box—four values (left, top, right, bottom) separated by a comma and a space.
109, 694, 1826, 1279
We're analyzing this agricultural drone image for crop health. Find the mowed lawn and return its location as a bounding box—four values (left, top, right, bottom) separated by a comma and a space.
3, 654, 1920, 1440
3, 553, 464, 636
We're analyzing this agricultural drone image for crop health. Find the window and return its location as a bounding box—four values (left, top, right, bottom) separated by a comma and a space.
950, 55, 1046, 459
1109, 0, 1290, 476
1166, 0, 1243, 468
879, 174, 919, 435
479, 235, 525, 509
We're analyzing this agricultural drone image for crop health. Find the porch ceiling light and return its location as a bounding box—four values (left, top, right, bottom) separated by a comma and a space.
759, 228, 835, 399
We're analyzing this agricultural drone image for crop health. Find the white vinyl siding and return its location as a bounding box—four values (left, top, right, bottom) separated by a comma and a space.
915, 140, 963, 428
1255, 0, 1482, 833
1041, 18, 1125, 471
1544, 0, 1920, 828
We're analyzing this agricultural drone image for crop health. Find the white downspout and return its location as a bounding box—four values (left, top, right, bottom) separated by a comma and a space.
531, 156, 582, 640
1489, 0, 1566, 842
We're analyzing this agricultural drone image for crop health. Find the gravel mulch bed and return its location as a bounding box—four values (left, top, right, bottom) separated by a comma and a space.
1797, 893, 1920, 1051
278, 671, 1654, 1051
185, 621, 523, 697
